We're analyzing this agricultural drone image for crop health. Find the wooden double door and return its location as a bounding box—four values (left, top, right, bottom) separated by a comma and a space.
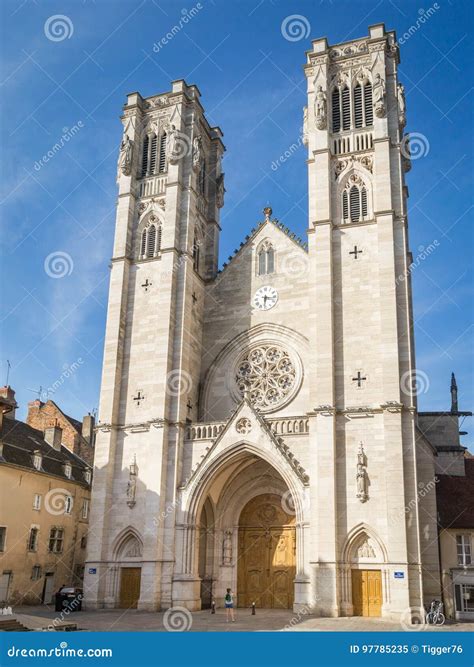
237, 494, 296, 609
119, 567, 141, 609
351, 569, 382, 617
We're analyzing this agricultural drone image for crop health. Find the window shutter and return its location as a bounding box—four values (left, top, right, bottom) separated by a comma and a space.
149, 135, 157, 174
342, 87, 350, 131
156, 226, 162, 252
364, 83, 373, 126
141, 135, 149, 177
141, 229, 147, 257
354, 84, 363, 129
158, 132, 167, 173
147, 225, 156, 257
361, 188, 368, 218
342, 191, 349, 220
350, 186, 360, 221
332, 89, 341, 133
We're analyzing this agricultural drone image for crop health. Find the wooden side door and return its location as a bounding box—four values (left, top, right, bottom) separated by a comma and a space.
270, 529, 295, 609
238, 530, 270, 608
119, 567, 141, 609
352, 569, 382, 617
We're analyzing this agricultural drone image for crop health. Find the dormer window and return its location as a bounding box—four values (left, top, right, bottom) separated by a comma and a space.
33, 451, 42, 471
84, 469, 92, 484
64, 462, 72, 479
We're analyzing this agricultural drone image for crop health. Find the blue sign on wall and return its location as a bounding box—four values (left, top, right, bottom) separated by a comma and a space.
88, 568, 97, 574
394, 571, 405, 578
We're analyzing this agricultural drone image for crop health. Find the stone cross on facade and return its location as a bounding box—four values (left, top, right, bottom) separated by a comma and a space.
141, 278, 152, 291
133, 391, 145, 406
352, 371, 367, 387
349, 246, 363, 259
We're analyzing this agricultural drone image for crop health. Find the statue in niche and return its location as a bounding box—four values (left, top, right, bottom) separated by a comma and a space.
314, 85, 327, 130
222, 530, 233, 565
126, 455, 138, 508
356, 442, 369, 503
397, 83, 406, 127
373, 73, 386, 118
166, 124, 179, 162
118, 133, 133, 176
192, 134, 203, 171
216, 173, 225, 208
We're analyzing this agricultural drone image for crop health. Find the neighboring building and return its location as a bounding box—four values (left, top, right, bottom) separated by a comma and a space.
418, 376, 474, 621
0, 387, 92, 605
85, 22, 446, 619
26, 398, 95, 466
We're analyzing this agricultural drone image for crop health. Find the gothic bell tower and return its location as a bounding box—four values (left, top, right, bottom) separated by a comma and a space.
85, 80, 225, 610
304, 23, 440, 617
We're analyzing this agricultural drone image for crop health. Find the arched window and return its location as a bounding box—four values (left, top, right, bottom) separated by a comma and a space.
342, 179, 370, 223
193, 236, 200, 272
147, 224, 156, 258
199, 160, 206, 195
149, 134, 157, 174
354, 84, 363, 129
364, 83, 373, 126
341, 86, 350, 131
140, 221, 162, 259
332, 88, 341, 133
257, 242, 275, 275
158, 132, 167, 173
141, 135, 149, 177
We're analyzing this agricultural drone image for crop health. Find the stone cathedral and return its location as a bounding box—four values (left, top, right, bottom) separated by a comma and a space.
85, 24, 443, 619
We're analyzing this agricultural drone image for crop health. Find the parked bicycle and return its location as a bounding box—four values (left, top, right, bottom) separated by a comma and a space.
426, 599, 445, 626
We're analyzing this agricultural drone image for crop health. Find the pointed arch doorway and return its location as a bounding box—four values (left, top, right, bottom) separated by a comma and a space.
237, 493, 295, 609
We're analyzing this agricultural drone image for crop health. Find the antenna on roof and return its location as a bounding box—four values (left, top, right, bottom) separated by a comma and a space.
27, 386, 44, 401
5, 360, 11, 386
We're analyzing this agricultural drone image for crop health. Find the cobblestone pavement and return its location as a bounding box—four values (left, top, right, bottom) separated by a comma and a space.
10, 606, 473, 633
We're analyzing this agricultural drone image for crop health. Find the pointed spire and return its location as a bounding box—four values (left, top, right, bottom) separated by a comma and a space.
450, 372, 458, 413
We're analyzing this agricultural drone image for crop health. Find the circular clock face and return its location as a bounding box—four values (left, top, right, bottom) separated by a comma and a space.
253, 285, 278, 311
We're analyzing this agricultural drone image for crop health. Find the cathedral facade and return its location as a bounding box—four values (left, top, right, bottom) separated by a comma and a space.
85, 24, 442, 620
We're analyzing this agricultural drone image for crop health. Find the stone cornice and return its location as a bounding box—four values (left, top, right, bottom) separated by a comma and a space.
96, 418, 166, 433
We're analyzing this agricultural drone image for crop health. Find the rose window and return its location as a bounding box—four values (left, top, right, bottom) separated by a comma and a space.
235, 345, 297, 410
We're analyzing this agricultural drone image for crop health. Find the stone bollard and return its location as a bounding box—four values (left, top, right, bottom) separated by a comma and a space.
211, 600, 216, 614
251, 602, 256, 615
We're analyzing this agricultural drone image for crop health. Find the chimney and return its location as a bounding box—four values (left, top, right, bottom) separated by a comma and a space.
82, 413, 95, 446
44, 423, 63, 451
0, 386, 17, 421
450, 372, 458, 413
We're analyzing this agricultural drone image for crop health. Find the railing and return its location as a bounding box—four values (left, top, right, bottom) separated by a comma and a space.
332, 129, 373, 155
185, 416, 309, 441
138, 174, 167, 197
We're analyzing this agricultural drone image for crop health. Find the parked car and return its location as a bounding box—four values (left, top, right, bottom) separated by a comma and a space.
54, 586, 83, 612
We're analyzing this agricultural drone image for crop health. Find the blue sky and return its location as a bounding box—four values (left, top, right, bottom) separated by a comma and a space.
1, 0, 473, 447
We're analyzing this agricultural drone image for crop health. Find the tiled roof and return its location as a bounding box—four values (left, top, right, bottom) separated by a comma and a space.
217, 218, 308, 274
0, 418, 91, 487
436, 459, 474, 529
